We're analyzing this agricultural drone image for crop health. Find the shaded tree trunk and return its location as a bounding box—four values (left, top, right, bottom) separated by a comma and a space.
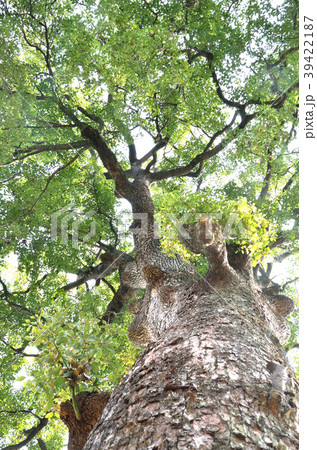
60, 391, 110, 450
83, 254, 298, 448
61, 173, 298, 449
5, 138, 299, 449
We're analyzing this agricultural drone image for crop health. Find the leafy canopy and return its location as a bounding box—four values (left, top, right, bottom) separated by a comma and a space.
0, 0, 298, 447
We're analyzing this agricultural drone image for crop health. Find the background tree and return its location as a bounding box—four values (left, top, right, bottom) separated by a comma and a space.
0, 0, 298, 448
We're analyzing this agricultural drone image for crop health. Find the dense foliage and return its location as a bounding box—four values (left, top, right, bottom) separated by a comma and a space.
0, 0, 298, 447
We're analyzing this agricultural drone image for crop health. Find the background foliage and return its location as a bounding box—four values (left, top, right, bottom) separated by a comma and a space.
0, 0, 298, 447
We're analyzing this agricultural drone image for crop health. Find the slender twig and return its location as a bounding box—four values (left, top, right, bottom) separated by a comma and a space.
0, 410, 42, 420
0, 338, 38, 357
258, 148, 272, 200
13, 140, 88, 155
15, 149, 86, 221
102, 278, 117, 294
0, 172, 21, 184
281, 277, 299, 291
0, 277, 36, 315
70, 386, 81, 421
0, 71, 14, 94
282, 171, 297, 193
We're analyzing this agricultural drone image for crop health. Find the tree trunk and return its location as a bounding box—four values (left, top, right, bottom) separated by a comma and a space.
83, 265, 298, 449
60, 391, 110, 450
78, 179, 298, 449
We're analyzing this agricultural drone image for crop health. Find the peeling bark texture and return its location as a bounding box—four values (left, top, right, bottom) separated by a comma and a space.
60, 391, 110, 450
82, 178, 298, 449
84, 263, 298, 448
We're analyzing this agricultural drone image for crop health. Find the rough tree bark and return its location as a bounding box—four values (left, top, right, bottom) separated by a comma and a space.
60, 391, 110, 450
81, 199, 298, 449
59, 124, 298, 449
86, 289, 297, 448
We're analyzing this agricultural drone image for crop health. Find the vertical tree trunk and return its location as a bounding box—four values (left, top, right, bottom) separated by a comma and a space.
79, 184, 298, 449
84, 276, 298, 449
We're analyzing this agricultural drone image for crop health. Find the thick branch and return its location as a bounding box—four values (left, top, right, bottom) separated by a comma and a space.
81, 125, 133, 198
257, 264, 275, 287
76, 106, 104, 133
60, 391, 110, 450
185, 161, 204, 178
99, 283, 137, 325
149, 78, 298, 183
13, 140, 88, 155
267, 47, 299, 69
137, 140, 169, 166
270, 233, 286, 250
1, 140, 88, 167
16, 149, 86, 220
0, 277, 36, 316
1, 417, 48, 450
62, 250, 132, 291
57, 100, 86, 130
258, 148, 272, 200
129, 144, 137, 164
62, 248, 145, 323
211, 71, 245, 110
149, 138, 230, 182
149, 113, 238, 180
190, 48, 298, 111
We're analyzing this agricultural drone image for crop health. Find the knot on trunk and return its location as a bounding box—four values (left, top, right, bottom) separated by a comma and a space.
128, 310, 157, 348
179, 217, 225, 257
121, 261, 146, 289
81, 125, 101, 146
143, 265, 166, 286
179, 218, 233, 284
261, 282, 294, 319
268, 295, 294, 318
60, 391, 110, 450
